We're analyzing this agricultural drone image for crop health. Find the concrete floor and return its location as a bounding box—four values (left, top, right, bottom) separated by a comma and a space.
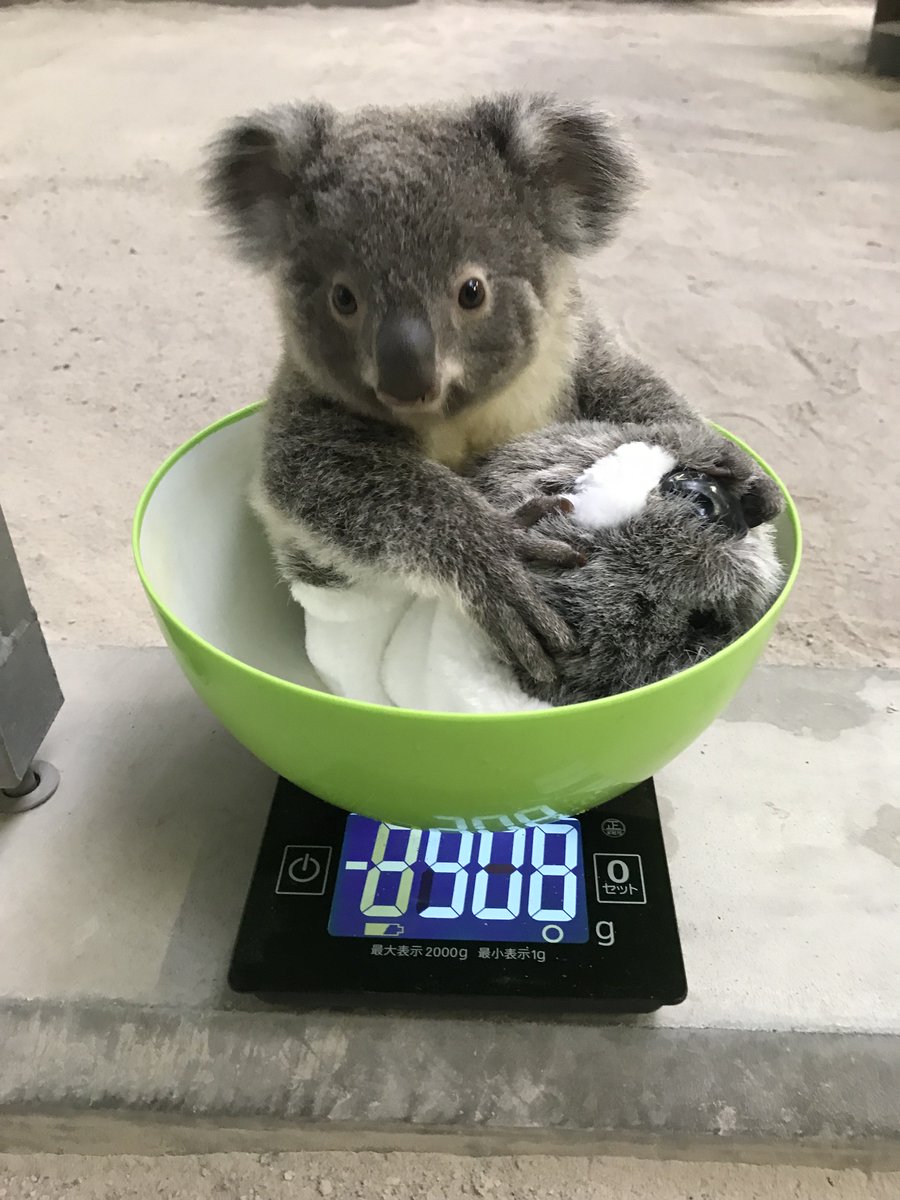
0, 1151, 897, 1200
2, 0, 899, 1195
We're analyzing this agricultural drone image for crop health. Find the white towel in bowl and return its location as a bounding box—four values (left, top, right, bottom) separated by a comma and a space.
291, 576, 548, 714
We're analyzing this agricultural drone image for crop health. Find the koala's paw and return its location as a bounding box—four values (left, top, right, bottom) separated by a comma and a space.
675, 429, 785, 527
508, 497, 588, 566
653, 423, 785, 529
466, 568, 572, 686
653, 423, 756, 480
510, 495, 575, 528
460, 523, 581, 686
738, 472, 784, 528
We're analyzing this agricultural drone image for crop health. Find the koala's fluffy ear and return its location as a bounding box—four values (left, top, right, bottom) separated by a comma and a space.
469, 93, 639, 253
204, 103, 334, 267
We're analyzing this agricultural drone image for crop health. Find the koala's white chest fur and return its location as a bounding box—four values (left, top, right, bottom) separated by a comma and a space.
419, 276, 578, 471
421, 370, 564, 470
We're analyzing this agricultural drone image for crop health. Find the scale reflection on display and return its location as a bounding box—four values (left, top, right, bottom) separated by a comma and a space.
230, 778, 686, 1013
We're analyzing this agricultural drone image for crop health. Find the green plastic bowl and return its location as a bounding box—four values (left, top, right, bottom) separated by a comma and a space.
134, 404, 800, 829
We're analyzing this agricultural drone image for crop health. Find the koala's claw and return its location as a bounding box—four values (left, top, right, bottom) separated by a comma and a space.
518, 531, 586, 569
511, 495, 574, 528
700, 448, 753, 480
507, 500, 586, 569
465, 546, 575, 685
493, 615, 558, 685
692, 434, 757, 483
493, 596, 573, 685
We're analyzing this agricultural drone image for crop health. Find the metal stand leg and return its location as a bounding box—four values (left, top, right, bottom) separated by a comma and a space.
0, 761, 61, 814
0, 503, 63, 813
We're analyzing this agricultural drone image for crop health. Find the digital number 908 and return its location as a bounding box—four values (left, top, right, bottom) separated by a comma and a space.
347, 823, 580, 924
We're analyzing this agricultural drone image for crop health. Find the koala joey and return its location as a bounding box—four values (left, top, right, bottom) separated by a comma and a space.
469, 421, 786, 705
205, 92, 700, 688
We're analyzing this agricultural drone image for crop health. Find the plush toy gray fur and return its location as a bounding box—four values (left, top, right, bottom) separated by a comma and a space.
468, 420, 786, 704
205, 93, 720, 691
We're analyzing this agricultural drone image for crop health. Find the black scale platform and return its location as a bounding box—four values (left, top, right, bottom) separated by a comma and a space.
230, 778, 686, 1014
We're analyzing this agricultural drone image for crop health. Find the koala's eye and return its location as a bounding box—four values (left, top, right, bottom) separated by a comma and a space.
458, 277, 486, 311
331, 284, 358, 317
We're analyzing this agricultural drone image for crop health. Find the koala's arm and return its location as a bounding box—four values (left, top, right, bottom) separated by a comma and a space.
572, 322, 699, 426
260, 388, 582, 684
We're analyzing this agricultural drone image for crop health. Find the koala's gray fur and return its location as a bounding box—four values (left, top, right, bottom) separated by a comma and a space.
468, 421, 786, 705
205, 93, 703, 689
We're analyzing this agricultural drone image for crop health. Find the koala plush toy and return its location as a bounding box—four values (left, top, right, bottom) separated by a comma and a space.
469, 421, 785, 706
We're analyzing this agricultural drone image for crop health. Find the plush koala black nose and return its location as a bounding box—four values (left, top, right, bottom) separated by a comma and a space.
660, 470, 749, 539
375, 313, 436, 405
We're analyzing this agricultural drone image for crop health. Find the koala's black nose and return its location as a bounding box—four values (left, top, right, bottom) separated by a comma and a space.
661, 470, 749, 539
375, 313, 436, 406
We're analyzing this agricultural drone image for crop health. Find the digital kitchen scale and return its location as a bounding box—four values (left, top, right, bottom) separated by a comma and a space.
229, 778, 686, 1013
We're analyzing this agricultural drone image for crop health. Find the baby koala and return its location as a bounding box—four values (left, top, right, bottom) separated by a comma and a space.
468, 422, 786, 706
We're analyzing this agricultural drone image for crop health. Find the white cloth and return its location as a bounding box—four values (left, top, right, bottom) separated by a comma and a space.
292, 442, 673, 714
292, 576, 549, 713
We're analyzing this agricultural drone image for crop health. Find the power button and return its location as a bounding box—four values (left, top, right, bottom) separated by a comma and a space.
275, 845, 332, 896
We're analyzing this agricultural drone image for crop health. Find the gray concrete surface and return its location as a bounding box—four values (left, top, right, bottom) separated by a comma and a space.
2, 1001, 898, 1162
0, 649, 897, 1165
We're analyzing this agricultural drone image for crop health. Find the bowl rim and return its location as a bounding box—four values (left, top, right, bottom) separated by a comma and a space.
133, 402, 803, 724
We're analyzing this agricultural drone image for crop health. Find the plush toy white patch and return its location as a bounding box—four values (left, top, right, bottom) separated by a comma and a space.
563, 442, 676, 530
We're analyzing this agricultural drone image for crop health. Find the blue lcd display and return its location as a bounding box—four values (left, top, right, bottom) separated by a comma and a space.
328, 816, 589, 944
